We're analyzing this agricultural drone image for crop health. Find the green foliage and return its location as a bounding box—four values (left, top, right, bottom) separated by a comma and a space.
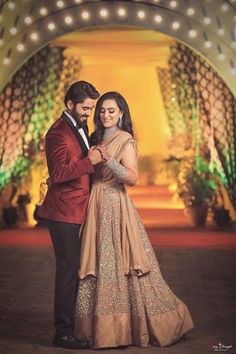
11, 158, 31, 182
0, 170, 10, 191
178, 155, 217, 207
0, 157, 31, 205
0, 169, 10, 191
9, 158, 31, 203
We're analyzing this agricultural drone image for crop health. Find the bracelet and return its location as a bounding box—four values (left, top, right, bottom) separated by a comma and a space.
105, 158, 127, 182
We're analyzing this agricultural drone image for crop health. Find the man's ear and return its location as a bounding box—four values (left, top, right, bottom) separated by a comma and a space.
66, 99, 74, 110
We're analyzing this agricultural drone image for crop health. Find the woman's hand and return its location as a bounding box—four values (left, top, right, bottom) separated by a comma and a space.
96, 144, 110, 162
88, 146, 103, 165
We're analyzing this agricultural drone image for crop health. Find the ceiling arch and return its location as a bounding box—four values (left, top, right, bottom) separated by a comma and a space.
0, 0, 236, 95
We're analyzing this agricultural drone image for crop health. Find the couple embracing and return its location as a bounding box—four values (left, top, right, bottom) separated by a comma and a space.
39, 81, 194, 350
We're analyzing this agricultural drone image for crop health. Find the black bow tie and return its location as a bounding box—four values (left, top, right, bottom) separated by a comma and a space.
75, 125, 81, 132
74, 122, 82, 130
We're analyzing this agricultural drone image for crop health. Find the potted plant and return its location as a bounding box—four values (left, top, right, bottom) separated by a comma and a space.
2, 205, 18, 227
1, 157, 31, 227
213, 206, 231, 228
211, 182, 231, 228
17, 193, 31, 223
177, 155, 216, 227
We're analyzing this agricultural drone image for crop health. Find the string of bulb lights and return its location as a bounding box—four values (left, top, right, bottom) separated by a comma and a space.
0, 0, 235, 95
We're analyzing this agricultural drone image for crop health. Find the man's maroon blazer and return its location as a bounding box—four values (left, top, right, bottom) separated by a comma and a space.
38, 114, 95, 224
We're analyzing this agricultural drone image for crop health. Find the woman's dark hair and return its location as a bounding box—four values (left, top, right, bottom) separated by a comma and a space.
90, 91, 134, 145
64, 80, 100, 106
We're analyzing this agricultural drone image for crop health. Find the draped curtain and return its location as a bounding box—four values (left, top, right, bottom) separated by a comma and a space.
158, 42, 236, 209
0, 45, 81, 194
157, 68, 190, 159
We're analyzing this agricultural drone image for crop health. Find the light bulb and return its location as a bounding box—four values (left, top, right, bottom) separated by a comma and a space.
230, 67, 236, 76
39, 7, 48, 16
187, 8, 195, 16
172, 22, 180, 30
30, 32, 39, 41
3, 58, 10, 65
170, 1, 177, 8
203, 17, 211, 25
81, 11, 90, 19
137, 11, 146, 19
65, 16, 73, 24
56, 1, 65, 8
118, 8, 126, 17
48, 22, 56, 31
100, 9, 108, 18
154, 15, 162, 23
8, 2, 15, 10
10, 27, 17, 35
218, 28, 225, 36
218, 53, 225, 61
231, 41, 236, 48
17, 43, 25, 51
221, 4, 229, 12
204, 41, 212, 48
24, 16, 33, 25
189, 30, 197, 38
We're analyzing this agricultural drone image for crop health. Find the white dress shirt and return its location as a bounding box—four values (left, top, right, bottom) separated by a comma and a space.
64, 110, 90, 150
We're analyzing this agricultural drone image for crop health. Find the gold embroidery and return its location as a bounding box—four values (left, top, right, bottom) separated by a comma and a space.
75, 131, 194, 348
105, 158, 127, 182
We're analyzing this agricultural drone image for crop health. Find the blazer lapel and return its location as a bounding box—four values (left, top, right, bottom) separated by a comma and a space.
83, 125, 91, 146
62, 113, 89, 156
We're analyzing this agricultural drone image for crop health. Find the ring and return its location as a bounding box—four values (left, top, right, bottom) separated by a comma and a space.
96, 147, 102, 153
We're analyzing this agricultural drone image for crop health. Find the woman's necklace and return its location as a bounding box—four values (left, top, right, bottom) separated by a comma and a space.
103, 126, 119, 140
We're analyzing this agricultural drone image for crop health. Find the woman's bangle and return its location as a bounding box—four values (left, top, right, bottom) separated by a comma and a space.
105, 158, 127, 182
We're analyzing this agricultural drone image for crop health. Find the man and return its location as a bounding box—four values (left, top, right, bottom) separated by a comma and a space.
38, 81, 102, 349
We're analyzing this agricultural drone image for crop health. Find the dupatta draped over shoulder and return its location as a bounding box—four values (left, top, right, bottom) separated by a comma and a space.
79, 130, 150, 278
75, 130, 194, 349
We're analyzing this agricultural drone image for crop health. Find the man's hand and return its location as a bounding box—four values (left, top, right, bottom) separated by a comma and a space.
88, 146, 103, 165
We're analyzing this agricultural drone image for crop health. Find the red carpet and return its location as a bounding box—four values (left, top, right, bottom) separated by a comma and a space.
0, 227, 235, 248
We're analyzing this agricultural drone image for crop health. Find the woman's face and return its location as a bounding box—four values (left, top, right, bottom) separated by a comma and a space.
99, 99, 123, 129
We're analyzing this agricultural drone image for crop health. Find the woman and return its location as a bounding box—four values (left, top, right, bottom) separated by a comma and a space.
74, 92, 194, 348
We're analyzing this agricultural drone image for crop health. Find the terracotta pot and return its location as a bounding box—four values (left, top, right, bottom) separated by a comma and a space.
2, 207, 18, 227
188, 204, 208, 227
213, 208, 231, 228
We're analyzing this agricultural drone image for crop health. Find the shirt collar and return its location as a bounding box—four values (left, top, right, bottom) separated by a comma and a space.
64, 110, 80, 129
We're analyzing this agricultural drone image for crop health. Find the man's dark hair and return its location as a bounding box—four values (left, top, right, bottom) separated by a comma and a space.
64, 81, 100, 106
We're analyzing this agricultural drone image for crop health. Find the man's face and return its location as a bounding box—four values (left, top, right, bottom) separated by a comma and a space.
68, 97, 96, 127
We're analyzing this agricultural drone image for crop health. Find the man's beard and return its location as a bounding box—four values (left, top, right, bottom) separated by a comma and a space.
71, 107, 88, 128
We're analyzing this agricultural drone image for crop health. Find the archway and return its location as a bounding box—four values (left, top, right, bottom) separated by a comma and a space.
0, 0, 235, 226
0, 0, 236, 95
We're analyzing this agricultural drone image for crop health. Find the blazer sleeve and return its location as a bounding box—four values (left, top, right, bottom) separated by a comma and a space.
46, 133, 94, 184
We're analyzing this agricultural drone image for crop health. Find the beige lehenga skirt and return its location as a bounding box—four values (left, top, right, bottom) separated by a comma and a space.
74, 183, 194, 348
